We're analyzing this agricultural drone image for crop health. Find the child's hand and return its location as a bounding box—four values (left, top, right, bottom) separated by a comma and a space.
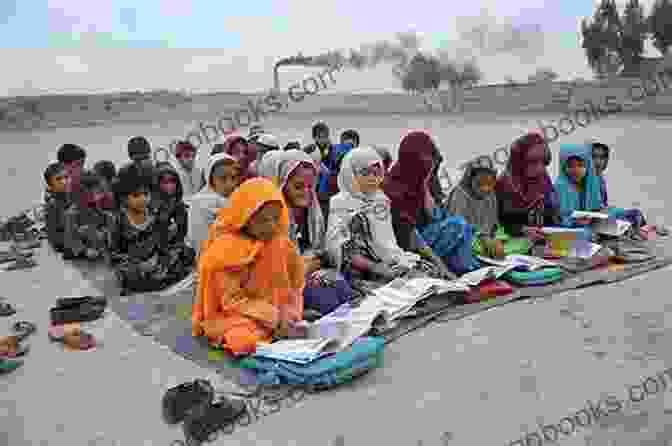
302, 255, 322, 275
484, 239, 505, 259
574, 217, 593, 226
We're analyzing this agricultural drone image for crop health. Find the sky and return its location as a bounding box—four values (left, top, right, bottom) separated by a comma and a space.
0, 0, 664, 97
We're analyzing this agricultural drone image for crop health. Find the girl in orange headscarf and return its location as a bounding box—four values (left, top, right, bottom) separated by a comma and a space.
192, 178, 305, 355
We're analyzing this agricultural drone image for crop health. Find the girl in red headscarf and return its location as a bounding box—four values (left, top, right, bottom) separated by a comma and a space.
495, 132, 561, 237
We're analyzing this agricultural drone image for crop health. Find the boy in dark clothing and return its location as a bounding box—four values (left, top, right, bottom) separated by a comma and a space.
127, 136, 154, 171
43, 162, 69, 252
62, 172, 113, 261
150, 162, 189, 246
109, 167, 195, 294
304, 121, 338, 217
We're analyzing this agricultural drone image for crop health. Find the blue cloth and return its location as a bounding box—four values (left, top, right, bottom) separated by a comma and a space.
554, 144, 603, 227
417, 207, 480, 274
303, 273, 352, 315
317, 143, 353, 196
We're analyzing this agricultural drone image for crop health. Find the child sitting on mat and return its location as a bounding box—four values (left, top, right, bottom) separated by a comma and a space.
193, 178, 305, 355
109, 166, 195, 294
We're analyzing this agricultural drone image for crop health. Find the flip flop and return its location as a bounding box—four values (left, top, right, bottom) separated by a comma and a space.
0, 358, 23, 374
12, 321, 37, 343
0, 302, 16, 317
48, 325, 96, 350
0, 337, 29, 358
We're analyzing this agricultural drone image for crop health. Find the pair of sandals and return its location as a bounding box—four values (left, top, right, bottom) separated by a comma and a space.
0, 321, 37, 367
50, 296, 107, 325
162, 379, 247, 444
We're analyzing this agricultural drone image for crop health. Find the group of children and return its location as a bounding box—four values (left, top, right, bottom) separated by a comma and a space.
42, 121, 653, 355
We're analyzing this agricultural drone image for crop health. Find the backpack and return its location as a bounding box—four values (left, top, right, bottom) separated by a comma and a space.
237, 336, 385, 391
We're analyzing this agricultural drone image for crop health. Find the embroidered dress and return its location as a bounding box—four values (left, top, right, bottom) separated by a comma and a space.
109, 209, 195, 293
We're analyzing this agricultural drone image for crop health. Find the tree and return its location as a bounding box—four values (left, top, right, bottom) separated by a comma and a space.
398, 54, 441, 93
528, 68, 558, 82
649, 0, 672, 54
621, 0, 647, 70
581, 0, 625, 77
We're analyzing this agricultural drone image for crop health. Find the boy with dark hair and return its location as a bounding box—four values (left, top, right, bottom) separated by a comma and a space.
151, 162, 189, 247
340, 129, 360, 148
109, 166, 195, 294
62, 172, 112, 260
172, 141, 204, 197
304, 121, 338, 217
128, 136, 153, 169
43, 162, 69, 252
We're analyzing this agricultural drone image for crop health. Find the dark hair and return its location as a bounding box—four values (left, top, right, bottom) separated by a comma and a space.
43, 162, 64, 185
312, 121, 329, 138
591, 142, 610, 155
79, 171, 103, 191
128, 136, 151, 157
57, 144, 86, 163
114, 163, 152, 198
340, 129, 360, 146
93, 160, 117, 182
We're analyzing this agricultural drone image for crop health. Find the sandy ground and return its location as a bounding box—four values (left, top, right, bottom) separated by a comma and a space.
1, 114, 672, 446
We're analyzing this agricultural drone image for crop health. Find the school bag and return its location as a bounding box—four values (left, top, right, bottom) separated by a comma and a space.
237, 336, 385, 391
503, 268, 564, 286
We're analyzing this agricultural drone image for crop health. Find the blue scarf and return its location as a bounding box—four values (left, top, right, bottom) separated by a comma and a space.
554, 144, 603, 225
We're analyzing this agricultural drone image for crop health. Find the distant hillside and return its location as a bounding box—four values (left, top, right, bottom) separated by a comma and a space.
3, 77, 672, 132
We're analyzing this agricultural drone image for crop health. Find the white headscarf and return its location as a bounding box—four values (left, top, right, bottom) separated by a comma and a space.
258, 149, 325, 253
187, 153, 237, 255
326, 147, 418, 270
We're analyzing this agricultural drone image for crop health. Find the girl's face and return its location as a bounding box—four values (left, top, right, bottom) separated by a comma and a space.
210, 161, 241, 198
565, 157, 587, 184
176, 150, 195, 171
48, 172, 67, 194
354, 162, 385, 194
315, 131, 330, 148
244, 201, 282, 241
64, 159, 83, 176
472, 171, 496, 196
159, 174, 178, 195
127, 190, 147, 212
592, 146, 609, 175
284, 165, 316, 208
523, 144, 547, 180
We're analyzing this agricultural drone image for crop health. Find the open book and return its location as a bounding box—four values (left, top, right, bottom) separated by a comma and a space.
477, 255, 560, 271
253, 277, 469, 364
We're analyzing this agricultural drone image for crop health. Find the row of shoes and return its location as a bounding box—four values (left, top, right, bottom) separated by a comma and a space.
50, 296, 107, 325
162, 379, 247, 444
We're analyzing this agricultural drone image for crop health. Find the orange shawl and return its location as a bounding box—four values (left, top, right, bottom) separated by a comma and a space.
192, 178, 305, 341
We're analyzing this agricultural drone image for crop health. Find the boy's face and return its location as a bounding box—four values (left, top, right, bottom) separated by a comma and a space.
63, 159, 84, 177
228, 141, 249, 161
176, 150, 195, 171
473, 171, 496, 195
354, 162, 385, 194
315, 131, 330, 148
566, 157, 587, 184
592, 146, 609, 175
131, 153, 153, 169
341, 136, 357, 148
127, 190, 147, 212
48, 171, 67, 194
210, 161, 241, 198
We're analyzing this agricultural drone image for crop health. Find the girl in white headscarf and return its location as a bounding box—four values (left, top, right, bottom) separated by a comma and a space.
325, 147, 451, 290
187, 153, 241, 256
258, 149, 353, 316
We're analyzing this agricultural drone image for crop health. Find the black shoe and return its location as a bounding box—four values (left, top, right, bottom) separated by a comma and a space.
55, 296, 107, 309
50, 302, 106, 325
182, 397, 247, 443
162, 379, 215, 425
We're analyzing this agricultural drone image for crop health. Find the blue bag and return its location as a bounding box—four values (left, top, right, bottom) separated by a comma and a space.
238, 337, 385, 390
